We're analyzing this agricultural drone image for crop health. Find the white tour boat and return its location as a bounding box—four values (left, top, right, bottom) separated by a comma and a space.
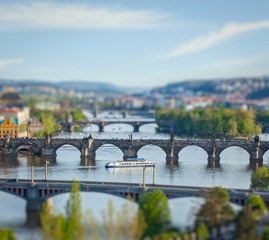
105, 158, 155, 168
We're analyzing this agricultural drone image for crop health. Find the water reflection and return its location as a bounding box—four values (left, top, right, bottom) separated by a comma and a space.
80, 158, 96, 166
0, 156, 19, 168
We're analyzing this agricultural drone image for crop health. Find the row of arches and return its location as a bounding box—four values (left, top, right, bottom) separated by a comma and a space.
82, 123, 157, 133
56, 143, 269, 162
4, 141, 269, 163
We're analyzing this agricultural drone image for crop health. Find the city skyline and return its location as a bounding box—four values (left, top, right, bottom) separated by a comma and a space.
0, 0, 268, 87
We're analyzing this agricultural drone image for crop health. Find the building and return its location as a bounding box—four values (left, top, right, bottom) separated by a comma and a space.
0, 108, 29, 125
0, 89, 21, 106
27, 118, 44, 137
0, 89, 30, 124
0, 118, 19, 138
185, 97, 214, 111
122, 97, 145, 109
35, 102, 61, 111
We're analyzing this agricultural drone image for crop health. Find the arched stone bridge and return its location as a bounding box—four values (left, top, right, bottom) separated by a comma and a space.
60, 120, 174, 133
1, 179, 266, 226
1, 136, 269, 167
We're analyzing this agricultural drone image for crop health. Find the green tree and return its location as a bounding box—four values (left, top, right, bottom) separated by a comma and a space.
40, 180, 83, 240
64, 180, 83, 240
139, 190, 171, 237
247, 195, 266, 220
251, 167, 269, 189
71, 109, 87, 122
40, 201, 64, 240
234, 208, 258, 240
228, 120, 238, 136
195, 187, 235, 229
157, 107, 261, 137
196, 223, 209, 240
0, 229, 16, 240
262, 228, 269, 240
102, 199, 146, 240
19, 124, 27, 132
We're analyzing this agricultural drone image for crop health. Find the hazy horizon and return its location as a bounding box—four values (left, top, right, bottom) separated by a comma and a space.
0, 0, 268, 87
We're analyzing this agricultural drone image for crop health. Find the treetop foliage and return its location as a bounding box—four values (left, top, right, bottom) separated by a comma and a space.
156, 107, 262, 137
195, 187, 235, 229
139, 190, 171, 237
251, 167, 269, 189
0, 229, 16, 240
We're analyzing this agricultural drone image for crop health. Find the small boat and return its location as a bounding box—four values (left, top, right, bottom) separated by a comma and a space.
105, 158, 155, 168
21, 151, 34, 155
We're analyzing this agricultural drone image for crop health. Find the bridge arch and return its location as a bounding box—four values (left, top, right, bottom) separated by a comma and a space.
82, 124, 99, 132
177, 145, 209, 162
53, 142, 83, 157
95, 143, 124, 160
136, 144, 167, 160
138, 123, 158, 133
262, 148, 269, 163
0, 188, 27, 200
14, 141, 40, 155
218, 145, 251, 162
104, 123, 134, 132
40, 189, 134, 202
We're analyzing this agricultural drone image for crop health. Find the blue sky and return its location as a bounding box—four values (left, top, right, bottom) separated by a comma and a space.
0, 0, 268, 87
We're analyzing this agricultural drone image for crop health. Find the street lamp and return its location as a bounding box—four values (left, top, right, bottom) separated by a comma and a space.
143, 166, 145, 188
45, 160, 50, 181
31, 163, 34, 184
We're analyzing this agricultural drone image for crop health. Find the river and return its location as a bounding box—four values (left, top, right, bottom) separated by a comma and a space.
0, 112, 268, 238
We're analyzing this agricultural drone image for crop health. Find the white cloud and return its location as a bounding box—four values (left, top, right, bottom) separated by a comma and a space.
163, 20, 269, 59
201, 56, 268, 70
0, 2, 168, 30
0, 59, 25, 68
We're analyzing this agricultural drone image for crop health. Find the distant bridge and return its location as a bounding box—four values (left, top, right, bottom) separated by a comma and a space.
60, 120, 174, 133
86, 109, 155, 118
0, 179, 266, 226
0, 136, 269, 167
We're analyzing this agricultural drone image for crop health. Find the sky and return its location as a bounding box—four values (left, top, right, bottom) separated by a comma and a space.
0, 0, 268, 87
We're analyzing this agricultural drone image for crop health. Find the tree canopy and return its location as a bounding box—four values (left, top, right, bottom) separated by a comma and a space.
195, 187, 235, 229
251, 167, 269, 190
139, 190, 171, 237
156, 107, 262, 137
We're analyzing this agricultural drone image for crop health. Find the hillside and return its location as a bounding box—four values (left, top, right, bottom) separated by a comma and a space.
156, 76, 269, 98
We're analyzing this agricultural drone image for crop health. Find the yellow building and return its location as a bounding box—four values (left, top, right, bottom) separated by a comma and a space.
0, 118, 19, 138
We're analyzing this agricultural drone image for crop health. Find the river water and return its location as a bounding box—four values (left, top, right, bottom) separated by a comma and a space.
0, 112, 268, 238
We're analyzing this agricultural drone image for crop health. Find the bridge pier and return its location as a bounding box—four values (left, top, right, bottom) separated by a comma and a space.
26, 186, 53, 227
133, 123, 139, 133
26, 198, 51, 227
165, 143, 178, 162
207, 146, 220, 168
249, 144, 263, 168
93, 110, 98, 118
207, 159, 220, 168
41, 148, 56, 158
1, 148, 16, 157
98, 122, 105, 132
122, 111, 128, 118
80, 157, 96, 166
166, 149, 178, 162
249, 160, 263, 169
123, 146, 137, 160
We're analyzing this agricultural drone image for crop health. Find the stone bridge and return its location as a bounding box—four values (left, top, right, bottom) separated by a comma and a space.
60, 120, 169, 132
87, 109, 155, 118
1, 136, 269, 167
0, 179, 266, 226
